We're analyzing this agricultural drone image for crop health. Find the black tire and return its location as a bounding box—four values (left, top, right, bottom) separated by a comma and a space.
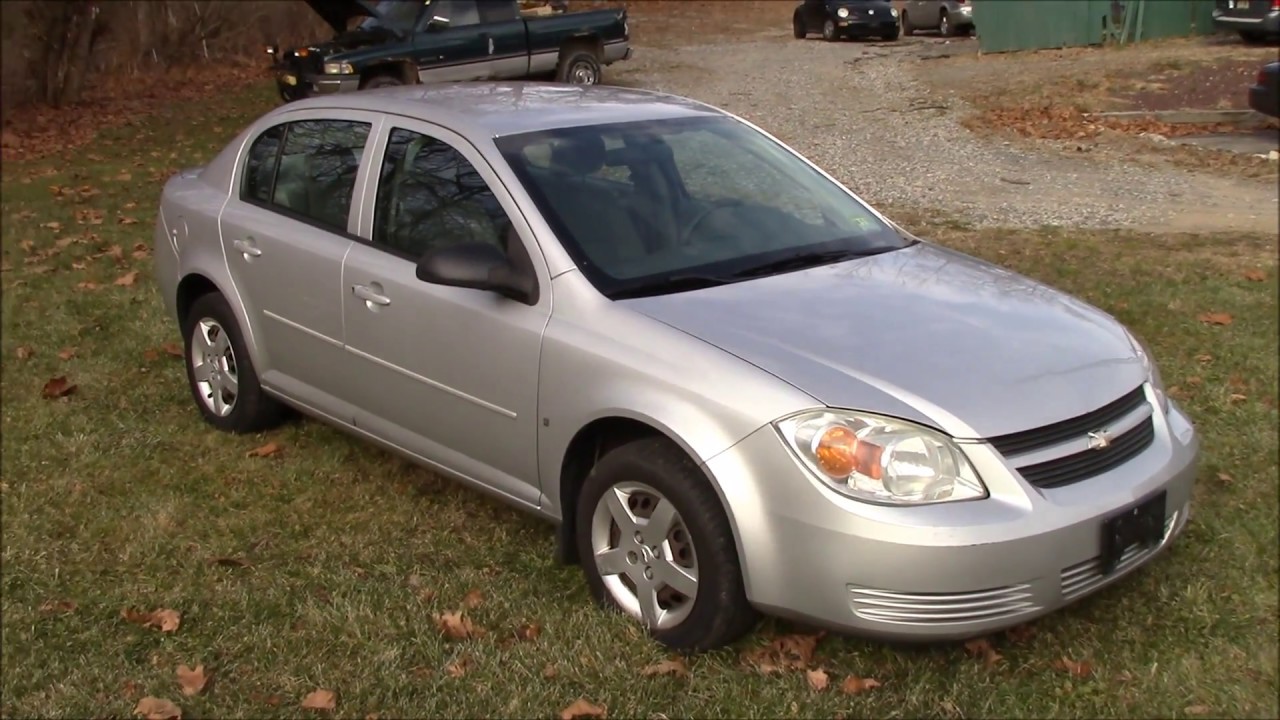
793, 13, 807, 39
556, 48, 602, 85
883, 27, 901, 41
939, 10, 955, 37
1239, 30, 1267, 43
181, 292, 287, 434
361, 74, 404, 90
822, 18, 839, 42
575, 437, 758, 652
901, 10, 914, 36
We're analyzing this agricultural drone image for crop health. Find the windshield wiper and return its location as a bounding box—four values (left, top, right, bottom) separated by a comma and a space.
610, 273, 738, 300
728, 248, 868, 279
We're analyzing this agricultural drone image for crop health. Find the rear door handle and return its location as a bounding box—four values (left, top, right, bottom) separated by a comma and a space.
232, 238, 262, 258
352, 283, 391, 307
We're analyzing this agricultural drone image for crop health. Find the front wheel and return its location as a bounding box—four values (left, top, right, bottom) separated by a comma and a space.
182, 293, 287, 434
822, 18, 839, 41
575, 438, 758, 652
556, 48, 602, 85
883, 27, 901, 41
793, 13, 807, 39
901, 10, 914, 35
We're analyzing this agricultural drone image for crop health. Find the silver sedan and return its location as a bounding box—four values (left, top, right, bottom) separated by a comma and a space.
152, 82, 1199, 651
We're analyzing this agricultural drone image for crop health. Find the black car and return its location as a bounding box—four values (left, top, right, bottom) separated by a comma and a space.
793, 0, 900, 42
1212, 0, 1280, 43
1249, 61, 1280, 118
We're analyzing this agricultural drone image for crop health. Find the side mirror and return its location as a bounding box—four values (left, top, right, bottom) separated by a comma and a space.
426, 15, 450, 30
415, 242, 536, 305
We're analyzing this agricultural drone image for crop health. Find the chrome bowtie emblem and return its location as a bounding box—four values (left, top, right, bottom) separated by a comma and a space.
1087, 430, 1113, 450
868, 8, 875, 13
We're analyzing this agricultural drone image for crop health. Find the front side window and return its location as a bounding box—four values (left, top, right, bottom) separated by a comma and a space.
262, 119, 371, 231
372, 127, 512, 259
495, 116, 908, 299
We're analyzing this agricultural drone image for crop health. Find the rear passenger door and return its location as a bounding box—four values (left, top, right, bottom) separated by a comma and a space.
218, 111, 379, 413
336, 120, 551, 507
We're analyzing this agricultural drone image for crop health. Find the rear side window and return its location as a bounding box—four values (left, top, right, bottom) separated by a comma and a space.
241, 119, 371, 232
242, 124, 284, 203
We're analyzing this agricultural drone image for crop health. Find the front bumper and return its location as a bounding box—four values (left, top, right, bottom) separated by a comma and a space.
274, 71, 359, 99
1248, 84, 1279, 117
1212, 9, 1280, 35
835, 19, 900, 36
704, 396, 1199, 641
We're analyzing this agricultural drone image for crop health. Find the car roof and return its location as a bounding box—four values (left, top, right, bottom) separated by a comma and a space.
275, 82, 727, 138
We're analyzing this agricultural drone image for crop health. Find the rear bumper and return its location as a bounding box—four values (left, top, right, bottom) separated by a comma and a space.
603, 41, 632, 65
1211, 9, 1280, 34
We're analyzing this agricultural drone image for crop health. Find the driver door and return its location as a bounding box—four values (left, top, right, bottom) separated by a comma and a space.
337, 119, 551, 508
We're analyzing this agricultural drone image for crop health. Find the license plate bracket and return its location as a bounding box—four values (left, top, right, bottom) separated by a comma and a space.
1099, 490, 1166, 576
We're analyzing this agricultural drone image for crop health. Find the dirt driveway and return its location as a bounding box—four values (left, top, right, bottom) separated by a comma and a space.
608, 15, 1277, 236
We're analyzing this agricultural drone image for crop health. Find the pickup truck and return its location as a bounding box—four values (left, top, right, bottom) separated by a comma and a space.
270, 0, 632, 102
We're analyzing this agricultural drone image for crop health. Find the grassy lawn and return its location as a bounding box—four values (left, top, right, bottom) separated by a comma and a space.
2, 82, 1277, 720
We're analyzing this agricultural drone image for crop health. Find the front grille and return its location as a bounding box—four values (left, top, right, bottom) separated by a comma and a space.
848, 584, 1040, 626
1017, 416, 1155, 488
1060, 510, 1179, 600
988, 386, 1147, 457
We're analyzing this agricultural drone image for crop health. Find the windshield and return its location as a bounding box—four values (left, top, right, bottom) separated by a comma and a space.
495, 116, 909, 299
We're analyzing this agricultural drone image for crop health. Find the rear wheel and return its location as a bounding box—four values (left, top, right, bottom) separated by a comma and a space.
901, 10, 914, 36
793, 13, 807, 38
182, 293, 286, 434
939, 10, 955, 37
556, 48, 602, 85
822, 18, 839, 41
575, 438, 758, 652
1239, 30, 1267, 43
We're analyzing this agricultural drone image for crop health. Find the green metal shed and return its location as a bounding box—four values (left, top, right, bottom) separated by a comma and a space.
972, 0, 1223, 54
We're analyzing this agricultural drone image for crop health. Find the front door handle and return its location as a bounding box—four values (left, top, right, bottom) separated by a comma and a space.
233, 238, 262, 259
487, 36, 495, 55
352, 283, 391, 307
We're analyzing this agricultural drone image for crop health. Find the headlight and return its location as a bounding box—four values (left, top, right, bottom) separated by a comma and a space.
890, 7, 899, 17
323, 61, 354, 75
1126, 330, 1168, 414
775, 410, 987, 505
837, 7, 850, 18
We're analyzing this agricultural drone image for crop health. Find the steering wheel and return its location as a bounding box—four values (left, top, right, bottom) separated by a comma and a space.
677, 198, 744, 246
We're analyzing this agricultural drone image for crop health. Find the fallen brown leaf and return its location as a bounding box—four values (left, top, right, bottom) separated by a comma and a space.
1216, 472, 1234, 484
542, 663, 559, 679
122, 607, 181, 633
246, 442, 282, 458
462, 589, 484, 609
77, 281, 100, 291
57, 347, 76, 361
1196, 353, 1213, 364
806, 668, 830, 692
1228, 393, 1248, 403
741, 632, 825, 674
514, 622, 542, 642
143, 349, 160, 362
133, 697, 182, 720
839, 675, 882, 695
162, 342, 184, 357
40, 221, 62, 232
39, 599, 78, 614
115, 270, 139, 287
1185, 705, 1211, 716
640, 658, 689, 678
41, 376, 77, 399
1197, 312, 1233, 326
16, 345, 34, 360
963, 637, 1003, 667
1242, 269, 1266, 282
118, 215, 140, 225
116, 171, 133, 181
559, 697, 606, 720
445, 656, 472, 678
435, 610, 483, 640
1052, 657, 1094, 678
301, 688, 336, 711
176, 664, 208, 696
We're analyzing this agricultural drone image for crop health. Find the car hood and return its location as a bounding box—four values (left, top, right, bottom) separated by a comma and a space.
619, 242, 1146, 440
305, 0, 382, 34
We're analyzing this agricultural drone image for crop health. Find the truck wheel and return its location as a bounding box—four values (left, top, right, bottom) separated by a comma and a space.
557, 48, 602, 85
361, 75, 404, 90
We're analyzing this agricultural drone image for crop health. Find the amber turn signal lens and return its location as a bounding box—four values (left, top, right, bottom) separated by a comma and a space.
814, 426, 883, 479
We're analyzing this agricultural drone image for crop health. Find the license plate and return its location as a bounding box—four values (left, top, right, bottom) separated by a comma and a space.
1099, 490, 1166, 575
282, 74, 297, 86
1234, 0, 1249, 8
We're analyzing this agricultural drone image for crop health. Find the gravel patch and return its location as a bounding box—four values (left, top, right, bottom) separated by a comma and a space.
608, 37, 1277, 233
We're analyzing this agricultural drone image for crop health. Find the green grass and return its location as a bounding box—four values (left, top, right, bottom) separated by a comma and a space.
2, 83, 1278, 720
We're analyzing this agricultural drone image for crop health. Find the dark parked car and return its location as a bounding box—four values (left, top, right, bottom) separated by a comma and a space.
1249, 61, 1280, 117
793, 0, 900, 42
1211, 0, 1280, 42
270, 0, 631, 102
